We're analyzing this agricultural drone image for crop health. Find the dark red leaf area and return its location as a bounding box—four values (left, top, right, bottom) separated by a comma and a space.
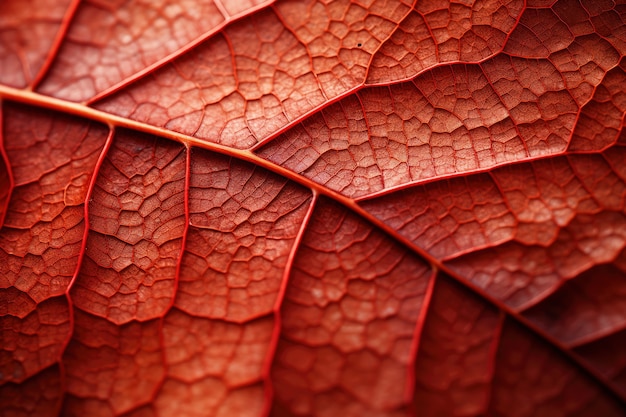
413, 277, 625, 417
1, 0, 626, 416
575, 329, 626, 399
490, 320, 624, 417
524, 261, 626, 347
0, 365, 62, 417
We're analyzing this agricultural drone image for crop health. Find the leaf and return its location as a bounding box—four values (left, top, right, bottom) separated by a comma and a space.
0, 0, 625, 416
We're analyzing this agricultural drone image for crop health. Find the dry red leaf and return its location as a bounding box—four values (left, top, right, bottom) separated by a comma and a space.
0, 0, 625, 416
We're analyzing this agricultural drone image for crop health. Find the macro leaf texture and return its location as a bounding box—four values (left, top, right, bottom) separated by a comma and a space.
1, 0, 626, 416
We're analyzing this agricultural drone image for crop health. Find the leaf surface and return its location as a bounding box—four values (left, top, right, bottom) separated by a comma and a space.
1, 0, 626, 416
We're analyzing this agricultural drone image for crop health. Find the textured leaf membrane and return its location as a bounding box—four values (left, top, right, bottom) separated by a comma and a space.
1, 0, 626, 416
